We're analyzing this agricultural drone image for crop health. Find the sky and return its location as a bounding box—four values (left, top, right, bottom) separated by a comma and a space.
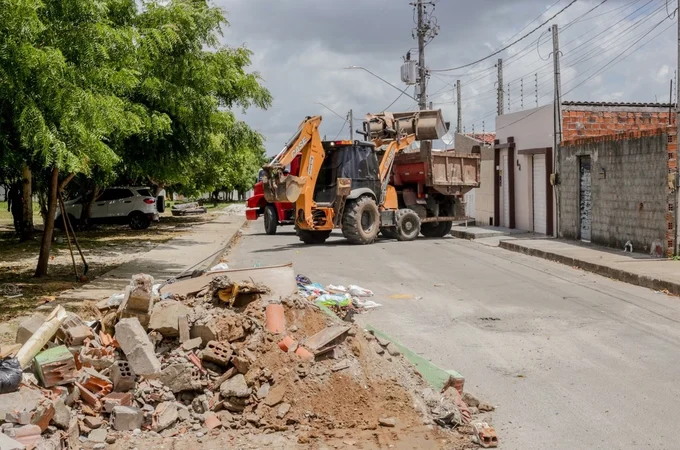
217, 0, 677, 155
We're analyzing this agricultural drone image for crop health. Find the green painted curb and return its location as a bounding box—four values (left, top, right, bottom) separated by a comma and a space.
365, 324, 464, 391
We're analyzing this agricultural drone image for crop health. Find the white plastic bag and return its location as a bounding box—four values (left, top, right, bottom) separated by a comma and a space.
348, 285, 373, 297
210, 263, 230, 272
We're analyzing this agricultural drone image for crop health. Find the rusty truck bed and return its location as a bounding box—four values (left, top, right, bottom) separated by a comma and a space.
393, 149, 481, 195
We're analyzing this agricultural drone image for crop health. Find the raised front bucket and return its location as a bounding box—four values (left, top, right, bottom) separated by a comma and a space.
366, 109, 448, 142
262, 173, 307, 203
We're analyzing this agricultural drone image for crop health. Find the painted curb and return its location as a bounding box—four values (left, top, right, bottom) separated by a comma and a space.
365, 324, 464, 392
204, 215, 247, 270
499, 240, 680, 296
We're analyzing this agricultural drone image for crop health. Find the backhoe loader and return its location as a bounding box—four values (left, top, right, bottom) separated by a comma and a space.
260, 110, 449, 245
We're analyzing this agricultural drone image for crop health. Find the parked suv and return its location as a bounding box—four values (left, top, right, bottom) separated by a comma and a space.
56, 186, 160, 230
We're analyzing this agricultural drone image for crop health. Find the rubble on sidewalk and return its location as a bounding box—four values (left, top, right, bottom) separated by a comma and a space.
0, 266, 496, 449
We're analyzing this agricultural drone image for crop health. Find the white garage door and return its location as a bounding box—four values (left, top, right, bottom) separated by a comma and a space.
532, 154, 547, 234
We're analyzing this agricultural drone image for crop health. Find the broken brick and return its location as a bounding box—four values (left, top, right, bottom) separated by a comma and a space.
78, 367, 113, 397
34, 345, 77, 388
74, 382, 101, 411
110, 361, 136, 392
102, 392, 133, 413
64, 325, 94, 347
295, 346, 314, 361
278, 336, 297, 352
12, 424, 41, 448
201, 341, 232, 367
79, 346, 115, 370
178, 315, 190, 343
203, 412, 222, 430
265, 304, 286, 334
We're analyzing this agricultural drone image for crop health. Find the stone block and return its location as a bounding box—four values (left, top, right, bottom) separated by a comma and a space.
201, 341, 232, 367
152, 402, 178, 432
110, 361, 136, 392
87, 428, 107, 443
15, 316, 44, 345
178, 315, 190, 343
149, 301, 190, 337
219, 374, 249, 399
159, 363, 201, 393
112, 406, 144, 431
114, 318, 161, 378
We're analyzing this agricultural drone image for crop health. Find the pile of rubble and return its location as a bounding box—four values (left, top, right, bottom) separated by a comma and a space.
0, 265, 497, 449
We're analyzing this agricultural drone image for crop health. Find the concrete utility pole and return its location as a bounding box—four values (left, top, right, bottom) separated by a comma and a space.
349, 109, 354, 141
417, 0, 427, 110
497, 59, 504, 116
456, 80, 462, 133
552, 23, 563, 238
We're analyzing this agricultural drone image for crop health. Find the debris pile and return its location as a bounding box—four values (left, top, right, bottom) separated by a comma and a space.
0, 265, 496, 449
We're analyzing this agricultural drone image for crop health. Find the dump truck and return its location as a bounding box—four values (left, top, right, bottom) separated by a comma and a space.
249, 110, 480, 244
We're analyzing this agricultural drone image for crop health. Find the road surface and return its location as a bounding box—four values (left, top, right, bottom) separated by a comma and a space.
227, 220, 680, 450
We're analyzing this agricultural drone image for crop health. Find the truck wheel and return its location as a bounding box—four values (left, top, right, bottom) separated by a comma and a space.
342, 196, 380, 245
380, 227, 398, 239
396, 209, 420, 241
264, 204, 278, 235
421, 221, 453, 238
298, 229, 332, 245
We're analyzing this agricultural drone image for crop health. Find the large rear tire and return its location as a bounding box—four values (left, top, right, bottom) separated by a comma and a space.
396, 209, 420, 241
298, 229, 332, 245
264, 204, 278, 235
421, 220, 453, 238
342, 196, 380, 245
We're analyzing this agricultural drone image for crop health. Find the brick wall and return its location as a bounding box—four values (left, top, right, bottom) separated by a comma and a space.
559, 128, 674, 255
562, 106, 673, 141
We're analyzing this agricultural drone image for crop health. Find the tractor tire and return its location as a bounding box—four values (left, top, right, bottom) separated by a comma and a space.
264, 204, 278, 235
342, 196, 380, 245
380, 227, 398, 240
396, 209, 420, 242
420, 220, 453, 238
298, 229, 332, 245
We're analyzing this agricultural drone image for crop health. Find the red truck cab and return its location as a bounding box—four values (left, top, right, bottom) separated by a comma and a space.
246, 155, 301, 235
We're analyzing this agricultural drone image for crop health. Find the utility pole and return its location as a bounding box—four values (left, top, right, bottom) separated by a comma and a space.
417, 0, 427, 110
348, 109, 354, 141
552, 23, 562, 238
456, 80, 462, 133
497, 58, 504, 116
675, 0, 680, 255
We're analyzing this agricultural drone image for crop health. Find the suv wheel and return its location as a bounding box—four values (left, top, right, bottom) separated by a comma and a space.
129, 212, 151, 230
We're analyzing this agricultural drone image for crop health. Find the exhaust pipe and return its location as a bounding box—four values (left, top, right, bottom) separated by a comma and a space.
365, 109, 448, 142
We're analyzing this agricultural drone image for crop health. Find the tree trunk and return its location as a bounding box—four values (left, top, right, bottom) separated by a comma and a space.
19, 164, 33, 241
35, 167, 59, 277
80, 183, 100, 227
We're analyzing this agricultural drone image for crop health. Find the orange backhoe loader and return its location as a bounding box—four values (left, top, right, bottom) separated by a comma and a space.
261, 110, 449, 245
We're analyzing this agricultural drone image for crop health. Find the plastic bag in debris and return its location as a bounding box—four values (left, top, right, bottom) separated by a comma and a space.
299, 283, 327, 296
326, 285, 347, 293
106, 292, 125, 307
353, 298, 382, 309
0, 358, 22, 394
209, 263, 230, 272
152, 283, 162, 297
296, 274, 312, 286
315, 293, 352, 307
348, 285, 374, 297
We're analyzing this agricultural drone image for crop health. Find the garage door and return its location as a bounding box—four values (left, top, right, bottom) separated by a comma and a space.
532, 154, 547, 234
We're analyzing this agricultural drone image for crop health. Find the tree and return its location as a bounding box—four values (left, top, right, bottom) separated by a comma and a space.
0, 0, 172, 276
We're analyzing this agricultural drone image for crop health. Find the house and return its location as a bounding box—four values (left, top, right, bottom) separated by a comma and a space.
469, 102, 675, 248
455, 133, 495, 219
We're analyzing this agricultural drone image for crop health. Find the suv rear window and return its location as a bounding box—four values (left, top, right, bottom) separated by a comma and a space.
136, 189, 153, 197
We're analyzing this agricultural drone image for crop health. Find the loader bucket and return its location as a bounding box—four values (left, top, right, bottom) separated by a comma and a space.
262, 171, 307, 204
366, 109, 448, 142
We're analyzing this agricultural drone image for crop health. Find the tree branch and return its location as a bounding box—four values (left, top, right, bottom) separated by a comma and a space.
58, 173, 75, 192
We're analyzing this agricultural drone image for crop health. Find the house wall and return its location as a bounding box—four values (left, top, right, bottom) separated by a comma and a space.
559, 129, 673, 255
457, 133, 495, 225
562, 105, 672, 140
496, 105, 554, 231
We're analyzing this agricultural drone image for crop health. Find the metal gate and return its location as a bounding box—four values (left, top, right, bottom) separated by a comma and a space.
502, 154, 510, 227
579, 156, 592, 242
532, 154, 547, 234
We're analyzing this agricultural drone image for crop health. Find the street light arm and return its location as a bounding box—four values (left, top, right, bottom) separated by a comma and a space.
344, 66, 418, 102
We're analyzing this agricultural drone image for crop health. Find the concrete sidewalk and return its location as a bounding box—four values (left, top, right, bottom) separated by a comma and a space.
499, 238, 680, 295
58, 207, 246, 303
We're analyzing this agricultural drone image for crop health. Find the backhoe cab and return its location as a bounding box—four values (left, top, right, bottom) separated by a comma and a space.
261, 110, 448, 245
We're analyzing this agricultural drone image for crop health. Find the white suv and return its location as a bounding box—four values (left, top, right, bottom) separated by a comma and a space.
56, 187, 160, 230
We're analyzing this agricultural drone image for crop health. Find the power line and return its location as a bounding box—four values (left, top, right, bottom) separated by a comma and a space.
430, 0, 578, 72
334, 119, 348, 140
382, 90, 407, 111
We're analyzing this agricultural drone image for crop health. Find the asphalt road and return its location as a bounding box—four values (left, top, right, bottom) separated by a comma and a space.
227, 220, 680, 450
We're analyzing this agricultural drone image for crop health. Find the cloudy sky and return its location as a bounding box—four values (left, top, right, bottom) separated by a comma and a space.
218, 0, 677, 155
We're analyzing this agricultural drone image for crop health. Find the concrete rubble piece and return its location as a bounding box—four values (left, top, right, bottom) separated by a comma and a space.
0, 267, 493, 448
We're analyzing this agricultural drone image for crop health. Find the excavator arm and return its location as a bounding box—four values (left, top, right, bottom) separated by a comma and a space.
376, 135, 416, 206
261, 115, 326, 228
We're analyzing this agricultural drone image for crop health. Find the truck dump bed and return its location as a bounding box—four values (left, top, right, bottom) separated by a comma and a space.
393, 149, 481, 196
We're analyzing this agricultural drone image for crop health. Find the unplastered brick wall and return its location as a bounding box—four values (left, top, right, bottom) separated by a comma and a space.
562, 105, 673, 141
559, 128, 673, 254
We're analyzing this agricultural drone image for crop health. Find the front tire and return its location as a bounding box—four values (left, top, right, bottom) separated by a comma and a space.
264, 204, 278, 235
342, 196, 380, 245
129, 212, 151, 230
298, 229, 331, 245
420, 220, 453, 238
396, 209, 420, 241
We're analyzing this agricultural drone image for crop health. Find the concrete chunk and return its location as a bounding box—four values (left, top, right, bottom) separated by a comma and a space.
159, 363, 201, 393
112, 406, 144, 431
127, 274, 154, 311
152, 402, 178, 432
219, 374, 250, 399
114, 318, 161, 378
16, 316, 45, 345
149, 301, 190, 337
